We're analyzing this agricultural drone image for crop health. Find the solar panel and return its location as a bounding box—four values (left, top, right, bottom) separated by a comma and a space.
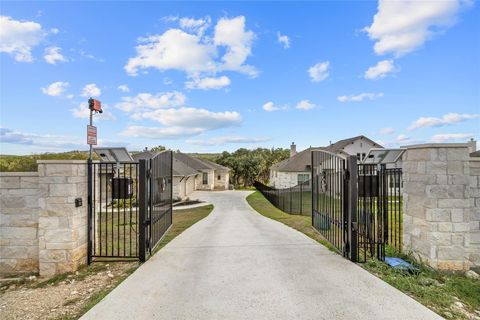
362, 148, 405, 164
93, 147, 134, 162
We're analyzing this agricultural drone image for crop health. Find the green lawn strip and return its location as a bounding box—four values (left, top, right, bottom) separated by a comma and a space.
246, 191, 480, 320
59, 204, 214, 320
246, 191, 337, 253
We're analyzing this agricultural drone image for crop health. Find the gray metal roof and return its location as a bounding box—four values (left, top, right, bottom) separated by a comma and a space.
173, 156, 199, 177
174, 152, 230, 171
271, 136, 383, 172
131, 150, 157, 161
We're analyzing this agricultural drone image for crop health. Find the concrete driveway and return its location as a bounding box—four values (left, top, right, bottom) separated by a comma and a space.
82, 190, 442, 320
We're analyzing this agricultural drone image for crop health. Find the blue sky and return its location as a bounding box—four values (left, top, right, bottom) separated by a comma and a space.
1, 1, 479, 155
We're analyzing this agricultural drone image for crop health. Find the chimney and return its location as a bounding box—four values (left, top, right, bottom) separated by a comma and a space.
290, 142, 297, 157
468, 138, 477, 153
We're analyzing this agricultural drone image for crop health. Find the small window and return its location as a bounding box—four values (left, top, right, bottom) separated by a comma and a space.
217, 175, 221, 180
297, 173, 309, 184
357, 153, 361, 160
202, 172, 208, 185
362, 153, 366, 160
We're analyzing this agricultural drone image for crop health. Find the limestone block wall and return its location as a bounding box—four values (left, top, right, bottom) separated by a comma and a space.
214, 171, 229, 190
271, 171, 310, 189
37, 161, 88, 276
402, 144, 474, 271
469, 158, 480, 267
0, 161, 89, 277
0, 172, 40, 275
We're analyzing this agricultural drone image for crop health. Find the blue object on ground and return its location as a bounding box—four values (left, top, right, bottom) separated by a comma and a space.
385, 257, 419, 273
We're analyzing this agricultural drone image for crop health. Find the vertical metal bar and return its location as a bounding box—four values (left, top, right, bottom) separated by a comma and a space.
87, 160, 92, 264
347, 156, 358, 262
138, 159, 147, 262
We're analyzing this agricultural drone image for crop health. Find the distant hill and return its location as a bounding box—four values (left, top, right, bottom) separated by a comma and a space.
0, 151, 94, 172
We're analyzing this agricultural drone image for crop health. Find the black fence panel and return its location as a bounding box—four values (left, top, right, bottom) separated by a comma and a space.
356, 164, 403, 262
88, 152, 173, 263
254, 180, 311, 216
88, 161, 140, 261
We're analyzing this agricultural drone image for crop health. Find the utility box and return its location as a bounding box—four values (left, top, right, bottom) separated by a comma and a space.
358, 175, 379, 197
112, 177, 133, 199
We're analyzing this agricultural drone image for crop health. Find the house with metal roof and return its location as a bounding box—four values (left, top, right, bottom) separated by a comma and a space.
269, 136, 383, 188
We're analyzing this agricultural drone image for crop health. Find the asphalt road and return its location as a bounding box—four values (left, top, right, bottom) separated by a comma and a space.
82, 190, 442, 320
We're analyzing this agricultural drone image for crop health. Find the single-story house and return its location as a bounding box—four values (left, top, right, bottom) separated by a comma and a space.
269, 136, 383, 188
132, 150, 230, 200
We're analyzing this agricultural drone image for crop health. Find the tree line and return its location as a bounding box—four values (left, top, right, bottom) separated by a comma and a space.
212, 148, 290, 187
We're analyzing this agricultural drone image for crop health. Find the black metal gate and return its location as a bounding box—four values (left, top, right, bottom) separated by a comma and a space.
138, 151, 173, 262
311, 150, 358, 261
87, 150, 173, 263
311, 149, 403, 263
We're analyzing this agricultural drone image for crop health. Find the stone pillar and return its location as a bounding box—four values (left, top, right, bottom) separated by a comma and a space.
402, 144, 471, 271
37, 160, 88, 276
469, 157, 480, 268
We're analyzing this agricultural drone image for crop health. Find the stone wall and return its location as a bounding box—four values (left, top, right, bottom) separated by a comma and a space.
469, 158, 480, 268
37, 161, 88, 276
0, 161, 88, 277
0, 172, 40, 275
402, 144, 475, 271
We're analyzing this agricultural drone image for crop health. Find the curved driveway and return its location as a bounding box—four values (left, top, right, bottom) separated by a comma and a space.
82, 191, 441, 320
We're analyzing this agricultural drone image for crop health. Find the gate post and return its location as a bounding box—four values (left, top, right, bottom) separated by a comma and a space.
87, 159, 92, 265
138, 159, 148, 262
347, 156, 358, 262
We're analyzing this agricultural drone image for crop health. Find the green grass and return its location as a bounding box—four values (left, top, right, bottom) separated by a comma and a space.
247, 191, 480, 320
246, 191, 337, 252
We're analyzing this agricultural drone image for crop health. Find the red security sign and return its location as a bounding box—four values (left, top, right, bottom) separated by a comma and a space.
87, 125, 97, 145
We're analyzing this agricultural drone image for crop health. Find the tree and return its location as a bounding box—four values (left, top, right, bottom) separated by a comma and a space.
150, 145, 166, 152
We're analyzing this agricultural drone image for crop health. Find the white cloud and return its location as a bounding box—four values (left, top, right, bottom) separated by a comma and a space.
125, 16, 256, 77
364, 59, 397, 79
408, 113, 479, 130
262, 101, 279, 112
364, 0, 466, 57
0, 127, 84, 150
132, 107, 241, 130
295, 100, 315, 110
121, 126, 204, 139
379, 127, 395, 135
125, 29, 216, 76
214, 16, 257, 77
396, 134, 411, 143
0, 16, 46, 62
121, 107, 241, 139
70, 102, 115, 121
337, 92, 384, 102
185, 76, 231, 90
1, 127, 125, 151
179, 16, 211, 36
308, 61, 330, 82
81, 83, 101, 97
41, 81, 68, 96
117, 84, 130, 93
43, 46, 67, 64
277, 32, 290, 49
430, 133, 473, 143
115, 91, 186, 112
187, 136, 271, 146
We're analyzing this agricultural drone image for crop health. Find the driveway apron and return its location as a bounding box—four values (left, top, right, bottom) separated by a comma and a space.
82, 190, 442, 320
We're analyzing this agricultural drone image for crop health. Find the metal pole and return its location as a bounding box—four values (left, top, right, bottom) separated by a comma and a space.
138, 159, 147, 262
87, 159, 92, 264
89, 108, 93, 161
347, 156, 358, 262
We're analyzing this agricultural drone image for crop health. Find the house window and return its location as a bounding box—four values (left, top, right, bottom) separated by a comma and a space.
362, 153, 366, 160
217, 175, 221, 180
202, 172, 208, 185
357, 153, 361, 160
297, 173, 309, 184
